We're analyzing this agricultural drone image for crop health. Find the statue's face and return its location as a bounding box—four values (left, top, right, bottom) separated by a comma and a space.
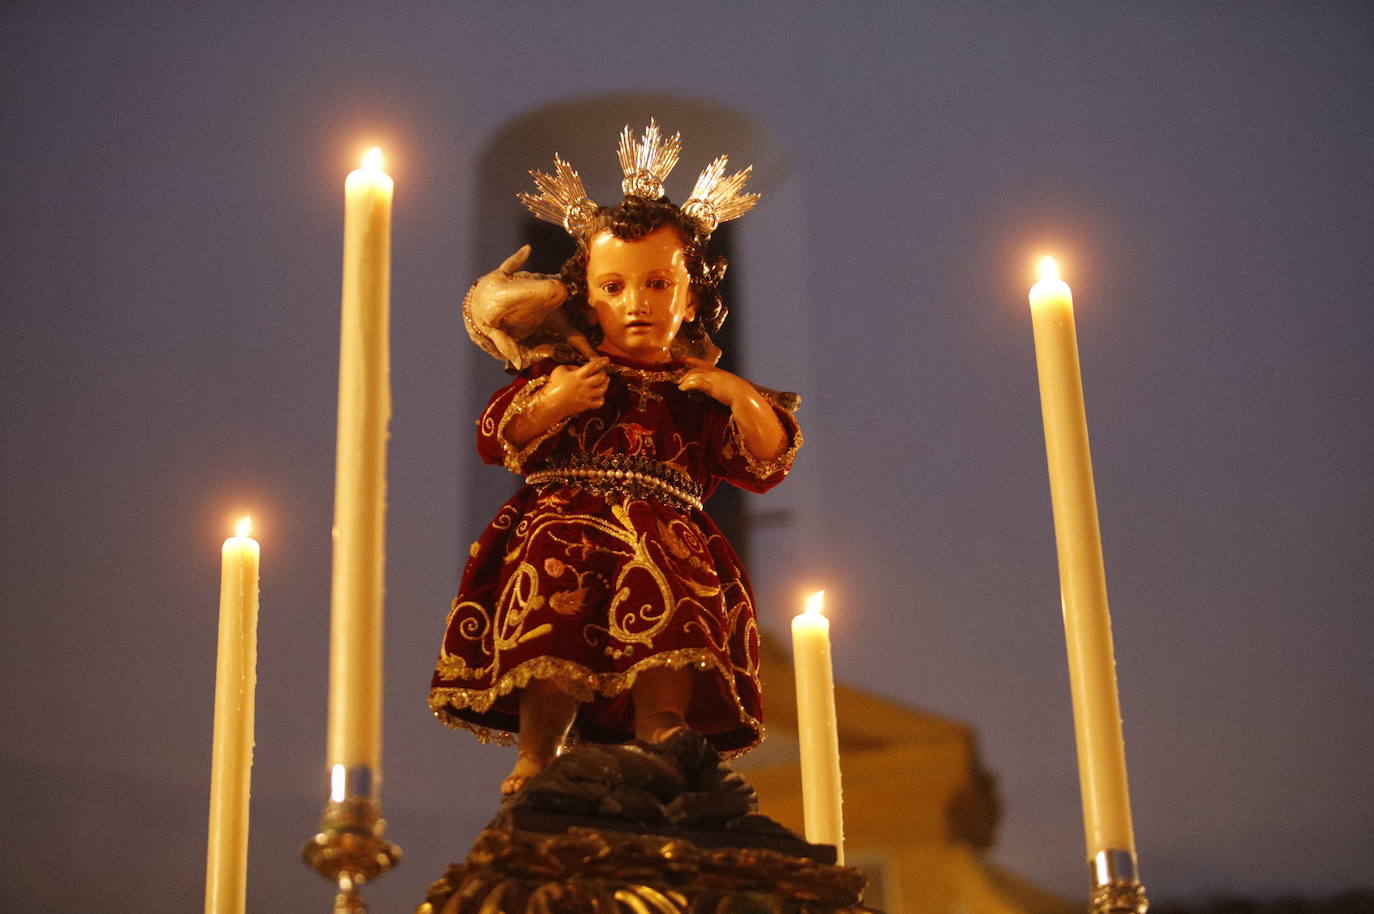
586, 225, 696, 364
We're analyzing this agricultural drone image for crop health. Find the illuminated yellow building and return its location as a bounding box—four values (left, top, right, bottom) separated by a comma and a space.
738, 638, 1075, 914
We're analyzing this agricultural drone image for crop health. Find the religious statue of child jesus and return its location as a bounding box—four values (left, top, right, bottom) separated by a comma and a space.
429, 122, 802, 795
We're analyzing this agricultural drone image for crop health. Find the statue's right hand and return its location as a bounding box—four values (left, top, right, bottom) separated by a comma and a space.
540, 358, 610, 419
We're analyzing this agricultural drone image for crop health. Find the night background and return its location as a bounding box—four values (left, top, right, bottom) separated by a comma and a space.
3, 2, 1371, 910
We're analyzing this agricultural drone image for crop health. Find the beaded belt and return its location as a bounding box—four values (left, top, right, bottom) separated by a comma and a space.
526, 454, 704, 512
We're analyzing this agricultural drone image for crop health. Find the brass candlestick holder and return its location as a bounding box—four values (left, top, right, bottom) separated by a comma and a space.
1090, 849, 1148, 914
302, 765, 401, 914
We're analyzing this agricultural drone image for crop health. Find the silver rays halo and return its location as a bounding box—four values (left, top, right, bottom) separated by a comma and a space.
518, 119, 759, 239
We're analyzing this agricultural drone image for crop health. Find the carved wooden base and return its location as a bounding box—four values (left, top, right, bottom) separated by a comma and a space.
417, 826, 877, 914
416, 733, 877, 914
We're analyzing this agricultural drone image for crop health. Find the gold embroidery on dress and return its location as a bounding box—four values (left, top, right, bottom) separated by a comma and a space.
549, 588, 584, 616
549, 568, 598, 617
627, 383, 663, 412
619, 422, 656, 456
517, 622, 552, 643
569, 415, 608, 454
655, 516, 715, 576
437, 497, 741, 683
491, 506, 517, 531
435, 359, 785, 759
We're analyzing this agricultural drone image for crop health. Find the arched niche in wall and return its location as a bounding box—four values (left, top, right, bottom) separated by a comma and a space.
464, 95, 796, 562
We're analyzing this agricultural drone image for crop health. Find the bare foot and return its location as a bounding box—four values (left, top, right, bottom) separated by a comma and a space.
637, 710, 690, 744
500, 753, 548, 796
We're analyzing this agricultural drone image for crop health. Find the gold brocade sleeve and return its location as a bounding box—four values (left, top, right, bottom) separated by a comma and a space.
728, 413, 803, 482
711, 402, 802, 492
474, 365, 570, 474
492, 375, 572, 473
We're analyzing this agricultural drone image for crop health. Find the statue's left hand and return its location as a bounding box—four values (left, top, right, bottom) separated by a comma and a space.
676, 358, 752, 408
678, 358, 788, 460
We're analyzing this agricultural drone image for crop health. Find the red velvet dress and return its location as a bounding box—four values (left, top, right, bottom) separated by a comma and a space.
429, 355, 800, 756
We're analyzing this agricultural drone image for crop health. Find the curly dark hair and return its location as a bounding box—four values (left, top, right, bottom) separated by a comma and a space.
559, 196, 728, 343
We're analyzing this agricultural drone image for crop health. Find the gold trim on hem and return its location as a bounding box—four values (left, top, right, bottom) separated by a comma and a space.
429, 647, 764, 759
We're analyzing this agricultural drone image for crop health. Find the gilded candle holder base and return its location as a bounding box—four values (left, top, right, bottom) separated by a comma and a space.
302, 787, 401, 914
1090, 850, 1148, 914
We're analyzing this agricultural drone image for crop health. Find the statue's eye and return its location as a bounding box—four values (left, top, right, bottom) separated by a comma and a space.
647, 278, 670, 290
600, 281, 623, 294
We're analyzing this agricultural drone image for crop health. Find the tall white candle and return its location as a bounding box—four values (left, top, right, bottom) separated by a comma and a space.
791, 590, 845, 862
205, 516, 260, 914
1028, 257, 1137, 860
328, 148, 392, 774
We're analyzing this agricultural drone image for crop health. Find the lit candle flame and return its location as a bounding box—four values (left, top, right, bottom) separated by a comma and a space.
805, 590, 826, 616
236, 516, 252, 539
1038, 256, 1061, 283
362, 147, 384, 172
